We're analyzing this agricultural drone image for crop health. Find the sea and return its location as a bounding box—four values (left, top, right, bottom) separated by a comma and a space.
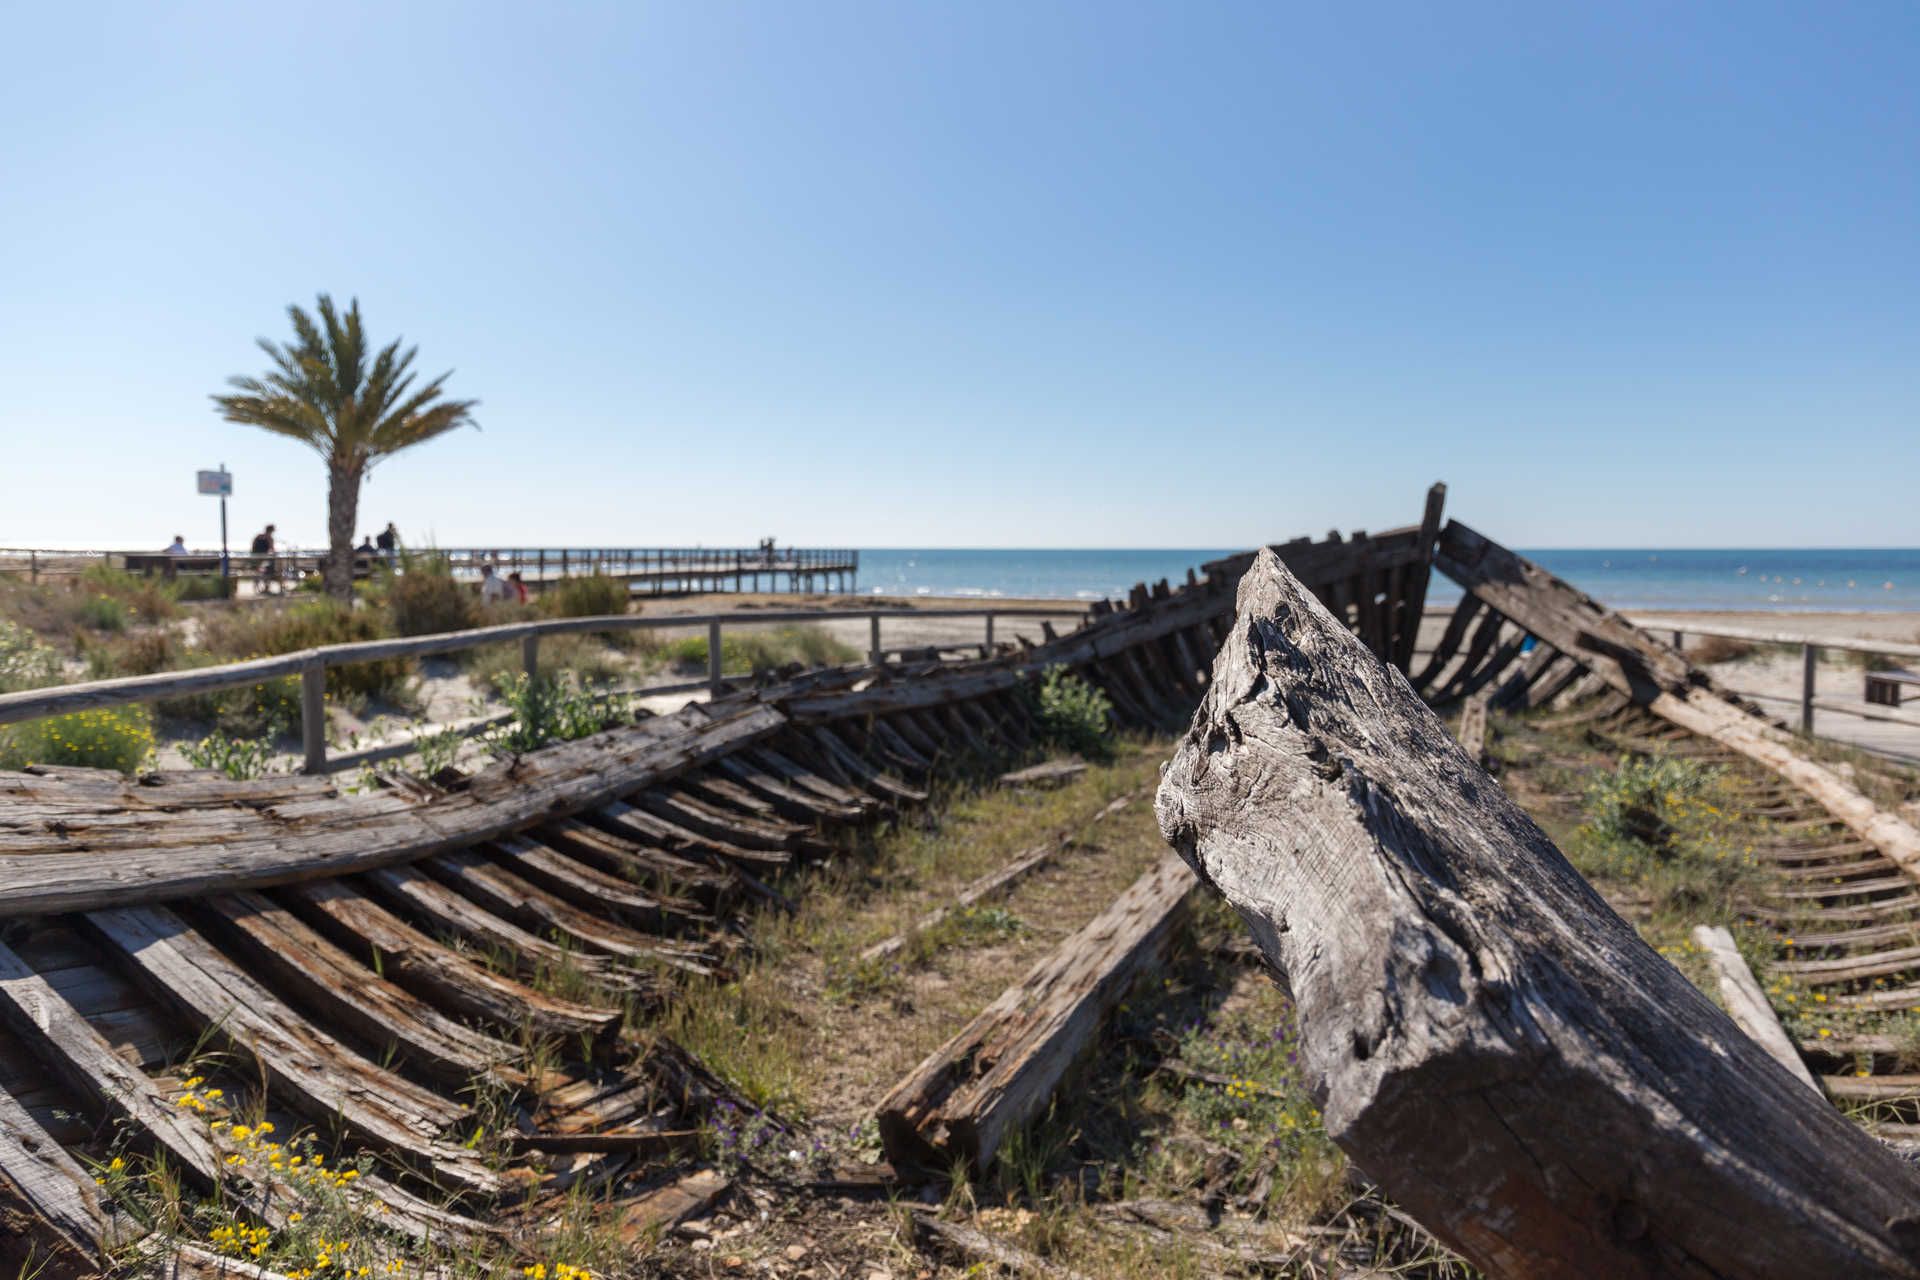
854, 548, 1920, 613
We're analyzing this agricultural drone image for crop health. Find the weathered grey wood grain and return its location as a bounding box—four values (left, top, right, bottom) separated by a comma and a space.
877, 851, 1195, 1173
1155, 547, 1920, 1280
1690, 925, 1822, 1093
0, 703, 781, 916
0, 1057, 102, 1277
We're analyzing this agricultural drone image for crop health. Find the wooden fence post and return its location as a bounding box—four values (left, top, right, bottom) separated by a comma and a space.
522, 635, 540, 683
300, 657, 327, 774
708, 621, 723, 697
1802, 642, 1817, 735
985, 613, 995, 656
870, 615, 883, 668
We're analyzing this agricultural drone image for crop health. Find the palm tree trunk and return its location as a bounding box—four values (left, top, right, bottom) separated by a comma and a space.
324, 461, 362, 602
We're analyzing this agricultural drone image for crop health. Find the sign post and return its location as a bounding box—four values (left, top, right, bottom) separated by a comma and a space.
197, 467, 233, 581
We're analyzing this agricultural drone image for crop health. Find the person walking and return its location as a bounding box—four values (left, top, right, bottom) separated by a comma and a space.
480, 562, 511, 605
375, 522, 399, 566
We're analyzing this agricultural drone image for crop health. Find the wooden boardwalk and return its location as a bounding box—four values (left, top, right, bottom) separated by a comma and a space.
0, 545, 861, 596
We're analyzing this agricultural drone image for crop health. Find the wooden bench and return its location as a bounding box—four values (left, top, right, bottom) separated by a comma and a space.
123, 554, 223, 577
1866, 668, 1920, 707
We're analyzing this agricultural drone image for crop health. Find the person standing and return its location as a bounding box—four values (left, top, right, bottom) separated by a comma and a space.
480, 562, 511, 605
375, 522, 399, 566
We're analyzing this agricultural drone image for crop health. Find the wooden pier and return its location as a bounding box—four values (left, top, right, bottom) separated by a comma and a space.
0, 545, 861, 596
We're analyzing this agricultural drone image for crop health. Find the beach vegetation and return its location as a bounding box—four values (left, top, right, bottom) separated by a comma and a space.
541, 572, 628, 620
180, 730, 280, 780
0, 620, 62, 693
212, 294, 478, 601
384, 553, 479, 636
482, 673, 632, 757
0, 705, 155, 774
662, 624, 857, 675
1031, 666, 1115, 760
199, 599, 415, 710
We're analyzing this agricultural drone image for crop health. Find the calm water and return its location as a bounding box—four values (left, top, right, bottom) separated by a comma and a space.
855, 547, 1920, 612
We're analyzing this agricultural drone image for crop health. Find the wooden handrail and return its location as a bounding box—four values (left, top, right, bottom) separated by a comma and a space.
0, 604, 1094, 771
1631, 617, 1920, 662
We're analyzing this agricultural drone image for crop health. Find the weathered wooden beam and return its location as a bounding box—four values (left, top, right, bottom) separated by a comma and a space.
1391, 481, 1447, 672
80, 905, 503, 1198
283, 880, 621, 1042
1455, 690, 1491, 766
998, 760, 1089, 789
0, 1066, 104, 1278
0, 703, 783, 918
1690, 925, 1822, 1094
1154, 548, 1920, 1279
877, 851, 1196, 1173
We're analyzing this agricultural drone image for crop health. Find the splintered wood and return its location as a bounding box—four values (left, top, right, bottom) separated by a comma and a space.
1155, 547, 1920, 1280
877, 851, 1196, 1173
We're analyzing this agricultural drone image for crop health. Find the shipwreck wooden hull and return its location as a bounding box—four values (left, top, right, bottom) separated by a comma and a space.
0, 491, 1452, 1270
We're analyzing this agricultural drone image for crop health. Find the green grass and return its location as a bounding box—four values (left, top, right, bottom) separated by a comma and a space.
661, 624, 858, 674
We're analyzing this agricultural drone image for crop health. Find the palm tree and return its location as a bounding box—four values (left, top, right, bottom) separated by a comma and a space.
213, 295, 478, 601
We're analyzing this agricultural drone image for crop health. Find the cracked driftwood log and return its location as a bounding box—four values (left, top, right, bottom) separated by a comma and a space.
1154, 548, 1920, 1280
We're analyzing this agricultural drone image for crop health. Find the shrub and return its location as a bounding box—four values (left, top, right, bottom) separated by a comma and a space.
180, 732, 279, 780
85, 629, 176, 678
1031, 666, 1114, 759
542, 573, 628, 620
199, 600, 413, 709
78, 594, 128, 632
174, 575, 234, 602
0, 621, 62, 693
464, 634, 629, 689
1690, 635, 1755, 665
0, 706, 155, 774
482, 674, 632, 757
662, 625, 858, 675
78, 565, 178, 623
386, 556, 476, 637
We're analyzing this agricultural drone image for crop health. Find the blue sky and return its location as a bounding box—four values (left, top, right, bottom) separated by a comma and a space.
1, 1, 1914, 550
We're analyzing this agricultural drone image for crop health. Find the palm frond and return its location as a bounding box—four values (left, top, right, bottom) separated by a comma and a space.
214, 295, 477, 467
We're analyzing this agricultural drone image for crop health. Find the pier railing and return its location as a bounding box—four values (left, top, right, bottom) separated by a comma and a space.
0, 605, 1086, 775
0, 545, 862, 594
1633, 619, 1920, 742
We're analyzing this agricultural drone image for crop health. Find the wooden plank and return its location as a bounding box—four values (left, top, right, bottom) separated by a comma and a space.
200, 891, 522, 1086
999, 760, 1088, 789
1154, 546, 1920, 1279
491, 834, 702, 930
0, 938, 224, 1189
1409, 597, 1484, 695
428, 851, 717, 973
360, 863, 632, 989
80, 905, 502, 1197
0, 703, 784, 918
0, 1056, 103, 1279
282, 880, 620, 1041
596, 799, 791, 869
1690, 926, 1822, 1093
877, 851, 1196, 1172
1455, 691, 1491, 766
1392, 482, 1447, 673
